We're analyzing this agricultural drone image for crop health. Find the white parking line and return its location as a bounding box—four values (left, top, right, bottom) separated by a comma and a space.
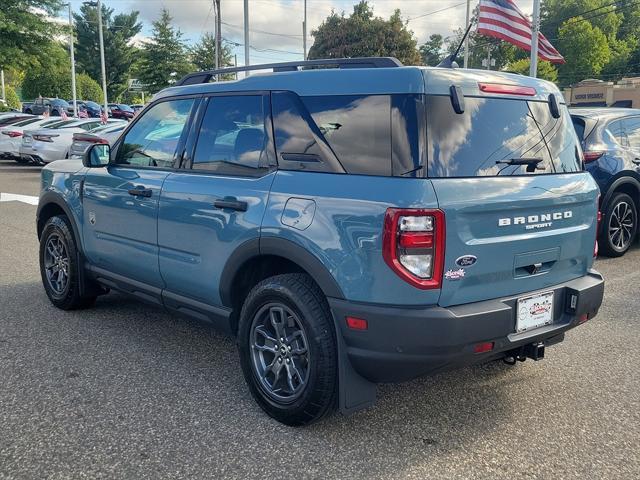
0, 193, 39, 206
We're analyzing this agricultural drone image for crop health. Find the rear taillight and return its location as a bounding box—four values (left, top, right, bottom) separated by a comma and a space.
595, 195, 601, 257
383, 208, 445, 289
73, 134, 107, 145
2, 131, 22, 138
33, 134, 58, 142
583, 151, 604, 163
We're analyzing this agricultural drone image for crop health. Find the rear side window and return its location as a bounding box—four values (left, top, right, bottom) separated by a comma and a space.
622, 117, 640, 150
571, 116, 585, 141
271, 92, 422, 176
192, 95, 270, 175
427, 96, 582, 177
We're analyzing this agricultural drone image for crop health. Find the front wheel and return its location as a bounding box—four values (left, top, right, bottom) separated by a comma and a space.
599, 192, 638, 257
39, 215, 97, 309
238, 273, 337, 426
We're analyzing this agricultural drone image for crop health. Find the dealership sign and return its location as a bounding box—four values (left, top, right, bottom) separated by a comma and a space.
128, 79, 146, 91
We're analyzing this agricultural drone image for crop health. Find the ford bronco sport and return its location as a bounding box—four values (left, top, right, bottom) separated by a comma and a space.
37, 58, 605, 426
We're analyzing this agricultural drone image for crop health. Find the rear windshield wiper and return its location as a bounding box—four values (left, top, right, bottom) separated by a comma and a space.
496, 157, 544, 173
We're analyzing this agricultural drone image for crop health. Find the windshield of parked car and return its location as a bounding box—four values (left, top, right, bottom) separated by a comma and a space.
12, 117, 44, 127
117, 104, 134, 112
427, 96, 582, 177
85, 101, 100, 109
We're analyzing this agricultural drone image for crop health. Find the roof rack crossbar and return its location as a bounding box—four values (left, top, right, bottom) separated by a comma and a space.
175, 57, 403, 86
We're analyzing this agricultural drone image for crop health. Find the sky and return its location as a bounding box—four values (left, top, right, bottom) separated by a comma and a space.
61, 0, 534, 66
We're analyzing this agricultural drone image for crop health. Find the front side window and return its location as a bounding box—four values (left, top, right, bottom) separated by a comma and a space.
191, 95, 268, 175
427, 96, 582, 177
116, 98, 195, 168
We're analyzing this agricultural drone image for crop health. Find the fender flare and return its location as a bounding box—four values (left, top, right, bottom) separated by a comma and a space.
219, 236, 345, 308
601, 173, 640, 209
37, 191, 83, 250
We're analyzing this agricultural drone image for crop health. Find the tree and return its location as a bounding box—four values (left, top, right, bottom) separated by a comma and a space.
191, 32, 233, 72
21, 43, 72, 99
308, 1, 421, 65
1, 86, 21, 111
557, 17, 611, 85
138, 9, 194, 94
506, 58, 558, 82
74, 3, 142, 98
0, 0, 64, 70
419, 34, 444, 66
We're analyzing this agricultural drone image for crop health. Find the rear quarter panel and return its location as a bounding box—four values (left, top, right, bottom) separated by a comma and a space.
262, 171, 441, 305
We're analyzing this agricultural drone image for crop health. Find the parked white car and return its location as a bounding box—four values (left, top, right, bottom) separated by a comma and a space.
20, 118, 125, 164
68, 123, 127, 159
0, 117, 69, 163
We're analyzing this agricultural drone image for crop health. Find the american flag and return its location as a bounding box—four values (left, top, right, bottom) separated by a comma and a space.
477, 0, 565, 64
60, 110, 68, 120
100, 109, 108, 124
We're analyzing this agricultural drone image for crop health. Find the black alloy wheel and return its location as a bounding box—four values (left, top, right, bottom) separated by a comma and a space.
600, 192, 638, 257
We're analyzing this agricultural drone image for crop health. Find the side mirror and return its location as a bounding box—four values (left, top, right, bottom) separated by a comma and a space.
83, 143, 110, 168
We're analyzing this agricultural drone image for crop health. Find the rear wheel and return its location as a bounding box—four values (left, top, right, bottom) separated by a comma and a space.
600, 192, 638, 257
238, 273, 337, 426
39, 215, 97, 309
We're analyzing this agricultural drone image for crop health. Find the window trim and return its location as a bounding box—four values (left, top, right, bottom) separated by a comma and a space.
110, 94, 202, 171
180, 90, 277, 178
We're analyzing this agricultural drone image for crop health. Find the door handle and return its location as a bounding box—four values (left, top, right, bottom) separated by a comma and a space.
213, 198, 248, 212
128, 186, 152, 198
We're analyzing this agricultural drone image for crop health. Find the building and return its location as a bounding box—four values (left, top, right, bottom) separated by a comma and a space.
564, 77, 640, 108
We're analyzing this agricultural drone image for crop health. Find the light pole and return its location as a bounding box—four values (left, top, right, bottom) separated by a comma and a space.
244, 0, 250, 75
463, 0, 471, 68
303, 0, 307, 60
84, 1, 108, 113
529, 0, 541, 77
1, 69, 5, 105
67, 3, 78, 117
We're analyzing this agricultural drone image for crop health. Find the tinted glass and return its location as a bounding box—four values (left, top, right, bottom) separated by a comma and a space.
86, 101, 100, 109
571, 116, 585, 141
118, 104, 134, 112
427, 96, 581, 177
13, 117, 43, 127
192, 95, 267, 174
116, 98, 194, 168
622, 117, 640, 150
607, 119, 625, 146
301, 95, 391, 176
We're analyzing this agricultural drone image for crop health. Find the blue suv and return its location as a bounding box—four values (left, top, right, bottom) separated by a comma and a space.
570, 108, 640, 257
37, 58, 605, 425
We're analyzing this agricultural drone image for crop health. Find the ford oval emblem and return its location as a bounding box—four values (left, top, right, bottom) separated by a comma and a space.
455, 255, 477, 267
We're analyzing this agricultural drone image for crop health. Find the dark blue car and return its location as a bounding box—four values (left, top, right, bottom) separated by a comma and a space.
36, 58, 605, 425
571, 108, 640, 257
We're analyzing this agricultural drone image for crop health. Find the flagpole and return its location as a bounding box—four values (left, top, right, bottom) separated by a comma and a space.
529, 0, 541, 77
463, 0, 471, 68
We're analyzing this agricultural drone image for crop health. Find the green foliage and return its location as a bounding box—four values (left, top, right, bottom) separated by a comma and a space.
308, 1, 421, 65
191, 32, 233, 72
2, 86, 21, 110
138, 9, 194, 94
557, 17, 611, 85
0, 0, 64, 69
76, 73, 103, 103
21, 43, 72, 99
506, 58, 558, 82
74, 3, 142, 98
419, 34, 444, 66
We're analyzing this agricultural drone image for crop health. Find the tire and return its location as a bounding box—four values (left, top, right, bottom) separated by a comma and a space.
599, 192, 638, 257
51, 110, 59, 117
238, 273, 337, 426
14, 157, 29, 164
25, 109, 32, 114
39, 215, 97, 310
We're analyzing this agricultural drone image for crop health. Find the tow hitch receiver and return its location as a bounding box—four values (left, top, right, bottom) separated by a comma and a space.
503, 342, 545, 365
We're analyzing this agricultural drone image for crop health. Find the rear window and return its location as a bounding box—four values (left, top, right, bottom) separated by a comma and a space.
13, 117, 42, 127
427, 96, 582, 177
571, 116, 586, 141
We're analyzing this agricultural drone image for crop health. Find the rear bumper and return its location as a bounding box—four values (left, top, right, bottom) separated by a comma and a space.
329, 270, 604, 383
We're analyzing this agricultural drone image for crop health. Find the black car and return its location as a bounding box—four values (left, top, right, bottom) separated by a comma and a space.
571, 108, 640, 257
67, 100, 102, 118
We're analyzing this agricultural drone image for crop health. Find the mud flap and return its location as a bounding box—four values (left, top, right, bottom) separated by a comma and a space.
332, 314, 377, 415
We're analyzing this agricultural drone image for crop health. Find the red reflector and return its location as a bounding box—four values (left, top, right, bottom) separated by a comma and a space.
473, 342, 495, 354
346, 316, 368, 331
3, 131, 23, 138
579, 314, 589, 324
478, 83, 536, 96
399, 231, 434, 249
583, 151, 604, 163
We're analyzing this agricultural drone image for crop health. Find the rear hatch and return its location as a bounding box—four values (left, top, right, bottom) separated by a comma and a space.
424, 72, 599, 307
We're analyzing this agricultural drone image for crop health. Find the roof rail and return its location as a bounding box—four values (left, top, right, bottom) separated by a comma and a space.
175, 57, 403, 86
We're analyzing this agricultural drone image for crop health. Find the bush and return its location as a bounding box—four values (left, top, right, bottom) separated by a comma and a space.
77, 73, 103, 103
4, 86, 21, 110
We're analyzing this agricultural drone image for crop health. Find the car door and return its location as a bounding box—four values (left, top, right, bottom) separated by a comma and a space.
81, 97, 198, 299
621, 116, 640, 170
158, 93, 276, 314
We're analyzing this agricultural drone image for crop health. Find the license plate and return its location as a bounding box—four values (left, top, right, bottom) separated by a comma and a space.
516, 291, 554, 333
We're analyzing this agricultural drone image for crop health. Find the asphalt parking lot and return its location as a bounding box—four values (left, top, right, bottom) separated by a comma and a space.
0, 158, 638, 480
